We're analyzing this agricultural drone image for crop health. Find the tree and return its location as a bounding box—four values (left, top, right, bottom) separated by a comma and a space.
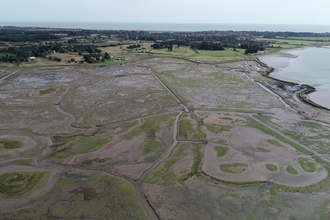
104, 52, 110, 60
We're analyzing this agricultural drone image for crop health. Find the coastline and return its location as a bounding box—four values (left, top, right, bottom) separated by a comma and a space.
254, 55, 330, 111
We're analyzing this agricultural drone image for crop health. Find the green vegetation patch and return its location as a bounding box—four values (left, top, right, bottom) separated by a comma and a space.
179, 119, 194, 139
39, 88, 56, 95
191, 144, 203, 174
48, 133, 110, 159
0, 139, 22, 149
248, 119, 310, 154
266, 164, 278, 172
162, 172, 177, 186
0, 171, 50, 198
267, 139, 284, 147
215, 146, 230, 157
141, 113, 175, 137
273, 157, 330, 194
220, 163, 248, 174
206, 124, 232, 133
234, 102, 246, 108
269, 186, 277, 196
13, 159, 34, 166
178, 113, 206, 140
256, 147, 270, 152
145, 158, 179, 184
0, 174, 147, 219
89, 59, 129, 66
299, 158, 316, 173
146, 143, 203, 186
143, 138, 164, 155
286, 165, 299, 175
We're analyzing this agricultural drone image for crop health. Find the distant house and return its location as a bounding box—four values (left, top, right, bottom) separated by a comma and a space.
28, 57, 37, 61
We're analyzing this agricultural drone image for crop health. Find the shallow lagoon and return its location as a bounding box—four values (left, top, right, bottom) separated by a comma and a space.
259, 47, 330, 109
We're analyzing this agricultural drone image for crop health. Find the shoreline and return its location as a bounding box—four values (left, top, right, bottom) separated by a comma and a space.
254, 56, 330, 111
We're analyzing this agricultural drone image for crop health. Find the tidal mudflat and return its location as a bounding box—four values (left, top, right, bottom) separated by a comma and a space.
1, 57, 330, 219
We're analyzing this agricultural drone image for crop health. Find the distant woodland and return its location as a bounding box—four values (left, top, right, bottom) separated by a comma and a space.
1, 26, 329, 63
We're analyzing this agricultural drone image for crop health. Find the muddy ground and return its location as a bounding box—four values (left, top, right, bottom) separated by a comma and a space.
1, 57, 330, 219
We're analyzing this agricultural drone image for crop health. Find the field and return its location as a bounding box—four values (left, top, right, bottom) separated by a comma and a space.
2, 40, 330, 220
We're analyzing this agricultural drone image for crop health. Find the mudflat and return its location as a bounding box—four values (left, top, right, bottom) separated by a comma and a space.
1, 56, 330, 220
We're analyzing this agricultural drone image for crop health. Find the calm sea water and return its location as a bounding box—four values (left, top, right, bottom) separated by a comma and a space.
1, 22, 330, 32
259, 47, 330, 109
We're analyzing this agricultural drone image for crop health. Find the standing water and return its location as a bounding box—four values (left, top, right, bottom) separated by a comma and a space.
259, 47, 330, 109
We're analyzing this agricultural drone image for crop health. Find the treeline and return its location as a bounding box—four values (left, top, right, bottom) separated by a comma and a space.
0, 33, 59, 42
151, 40, 266, 54
83, 52, 111, 63
191, 41, 224, 50
0, 43, 102, 62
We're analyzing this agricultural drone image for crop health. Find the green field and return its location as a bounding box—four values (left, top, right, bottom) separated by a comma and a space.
0, 139, 22, 149
299, 158, 316, 173
286, 165, 299, 175
215, 146, 230, 157
266, 164, 278, 172
0, 172, 50, 198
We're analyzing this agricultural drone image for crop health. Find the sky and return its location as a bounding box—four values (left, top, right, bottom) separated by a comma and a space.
1, 0, 330, 25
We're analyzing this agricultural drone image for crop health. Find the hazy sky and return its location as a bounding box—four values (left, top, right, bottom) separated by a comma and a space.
1, 0, 330, 25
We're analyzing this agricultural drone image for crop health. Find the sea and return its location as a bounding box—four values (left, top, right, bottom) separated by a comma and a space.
259, 47, 330, 109
1, 22, 330, 33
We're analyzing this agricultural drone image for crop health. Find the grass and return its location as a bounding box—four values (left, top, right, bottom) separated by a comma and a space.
299, 158, 316, 173
48, 134, 110, 159
191, 144, 203, 174
215, 146, 230, 157
145, 158, 179, 184
143, 138, 163, 155
0, 174, 147, 219
177, 113, 206, 140
248, 119, 310, 154
234, 102, 246, 108
272, 157, 330, 194
196, 49, 245, 57
162, 172, 177, 186
266, 164, 278, 172
261, 38, 330, 47
40, 88, 56, 95
117, 182, 138, 203
179, 119, 194, 139
0, 139, 22, 149
0, 171, 50, 198
173, 143, 189, 157
145, 46, 258, 63
13, 159, 34, 166
267, 139, 284, 147
256, 147, 270, 152
206, 124, 232, 133
141, 113, 176, 137
220, 163, 248, 174
269, 186, 277, 196
146, 143, 203, 186
89, 59, 129, 66
286, 165, 299, 175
